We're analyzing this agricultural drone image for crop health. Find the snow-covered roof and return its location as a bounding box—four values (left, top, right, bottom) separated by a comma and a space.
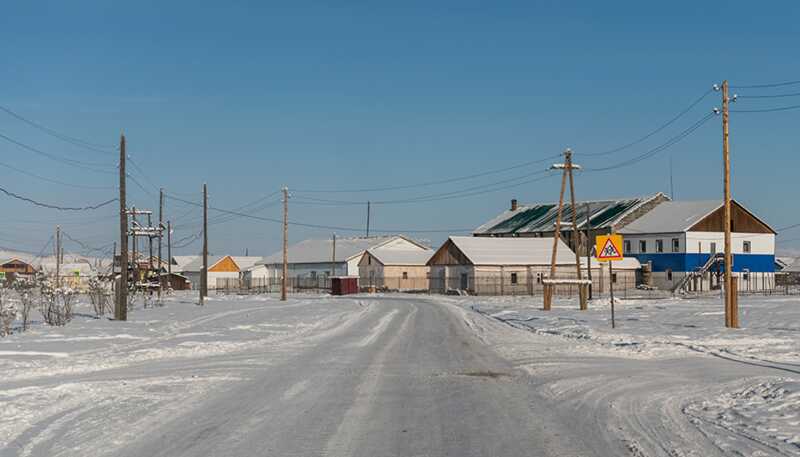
172, 255, 200, 271
182, 256, 235, 273
474, 193, 666, 235
442, 236, 575, 266
261, 235, 426, 265
231, 256, 263, 270
366, 248, 433, 266
619, 200, 721, 234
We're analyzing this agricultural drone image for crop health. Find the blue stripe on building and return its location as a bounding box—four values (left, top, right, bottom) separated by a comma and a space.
631, 253, 774, 273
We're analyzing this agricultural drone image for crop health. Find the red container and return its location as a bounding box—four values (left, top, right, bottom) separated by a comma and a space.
331, 276, 359, 295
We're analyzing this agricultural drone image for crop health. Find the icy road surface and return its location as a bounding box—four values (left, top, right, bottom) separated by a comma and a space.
1, 293, 798, 456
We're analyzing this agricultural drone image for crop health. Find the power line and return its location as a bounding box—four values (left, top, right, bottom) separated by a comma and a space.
730, 104, 800, 113
583, 113, 715, 172
62, 232, 115, 255
164, 193, 473, 234
731, 79, 800, 89
0, 103, 115, 152
293, 153, 561, 194
737, 91, 800, 99
0, 185, 117, 211
777, 222, 800, 232
577, 87, 713, 157
0, 159, 115, 189
0, 131, 115, 172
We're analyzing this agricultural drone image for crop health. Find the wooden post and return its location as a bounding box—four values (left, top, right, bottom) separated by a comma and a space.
731, 276, 739, 328
331, 233, 336, 278
117, 133, 128, 320
721, 80, 736, 328
566, 152, 586, 310
167, 221, 172, 276
200, 183, 208, 305
131, 206, 137, 287
585, 203, 594, 300
545, 150, 570, 310
281, 186, 289, 301
54, 225, 61, 288
158, 188, 163, 301
610, 259, 616, 328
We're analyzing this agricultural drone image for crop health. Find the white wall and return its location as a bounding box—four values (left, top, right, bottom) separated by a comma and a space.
684, 232, 774, 255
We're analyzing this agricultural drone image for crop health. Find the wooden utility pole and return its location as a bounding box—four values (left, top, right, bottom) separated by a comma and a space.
566, 152, 586, 310
584, 203, 593, 300
366, 201, 371, 238
147, 213, 153, 271
331, 233, 337, 278
721, 80, 737, 328
167, 221, 172, 277
281, 186, 289, 301
117, 133, 128, 321
200, 183, 208, 305
131, 206, 137, 286
55, 225, 61, 288
544, 151, 570, 311
158, 188, 164, 301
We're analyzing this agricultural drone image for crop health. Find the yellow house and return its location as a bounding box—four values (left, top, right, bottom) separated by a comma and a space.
358, 247, 433, 291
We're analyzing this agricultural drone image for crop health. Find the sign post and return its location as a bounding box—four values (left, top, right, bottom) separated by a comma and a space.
595, 234, 623, 329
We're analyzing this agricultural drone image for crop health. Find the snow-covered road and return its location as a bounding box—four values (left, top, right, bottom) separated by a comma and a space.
1, 293, 798, 456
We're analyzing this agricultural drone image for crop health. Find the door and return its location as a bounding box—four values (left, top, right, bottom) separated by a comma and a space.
460, 273, 468, 290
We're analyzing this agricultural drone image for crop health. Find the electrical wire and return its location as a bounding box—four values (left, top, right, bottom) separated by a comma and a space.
731, 79, 800, 89
0, 103, 116, 152
293, 154, 562, 193
0, 159, 115, 190
577, 88, 713, 157
776, 223, 800, 232
0, 185, 117, 211
164, 193, 473, 234
583, 113, 715, 172
737, 91, 800, 99
730, 104, 800, 113
0, 131, 116, 172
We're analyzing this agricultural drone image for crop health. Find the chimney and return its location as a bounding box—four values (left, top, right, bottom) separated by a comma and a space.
510, 199, 518, 211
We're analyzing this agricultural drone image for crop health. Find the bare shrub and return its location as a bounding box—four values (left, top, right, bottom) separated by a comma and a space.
0, 284, 17, 336
39, 284, 75, 326
12, 276, 39, 331
88, 278, 111, 317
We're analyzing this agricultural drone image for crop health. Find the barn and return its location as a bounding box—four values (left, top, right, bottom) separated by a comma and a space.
426, 236, 579, 295
181, 255, 241, 290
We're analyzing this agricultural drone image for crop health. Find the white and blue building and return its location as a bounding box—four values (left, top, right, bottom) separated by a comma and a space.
619, 200, 776, 292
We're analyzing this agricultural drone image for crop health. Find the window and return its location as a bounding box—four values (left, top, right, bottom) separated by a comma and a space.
710, 242, 717, 254
743, 241, 751, 253
536, 272, 543, 284
624, 240, 631, 253
656, 239, 664, 253
743, 268, 750, 281
510, 272, 518, 284
402, 271, 408, 280
611, 273, 618, 283
310, 271, 317, 279
666, 268, 673, 281
639, 240, 647, 253
672, 238, 680, 253
367, 256, 371, 265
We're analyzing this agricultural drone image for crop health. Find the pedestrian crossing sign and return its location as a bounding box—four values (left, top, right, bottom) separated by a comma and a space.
595, 234, 623, 262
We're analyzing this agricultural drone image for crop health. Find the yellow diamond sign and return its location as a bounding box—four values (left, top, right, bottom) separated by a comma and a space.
595, 234, 623, 262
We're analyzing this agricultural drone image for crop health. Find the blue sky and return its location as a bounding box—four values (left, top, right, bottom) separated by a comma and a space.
2, 1, 800, 256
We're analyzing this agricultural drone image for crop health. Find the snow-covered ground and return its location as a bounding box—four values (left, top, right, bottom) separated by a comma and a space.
444, 293, 800, 455
1, 291, 798, 456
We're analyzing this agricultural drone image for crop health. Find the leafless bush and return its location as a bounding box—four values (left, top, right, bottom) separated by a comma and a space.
88, 278, 111, 317
0, 285, 17, 336
39, 284, 75, 326
12, 276, 39, 331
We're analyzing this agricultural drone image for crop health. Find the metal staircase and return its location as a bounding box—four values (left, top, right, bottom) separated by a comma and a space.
673, 253, 724, 293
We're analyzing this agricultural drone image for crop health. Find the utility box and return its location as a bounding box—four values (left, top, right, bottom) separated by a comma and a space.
331, 276, 359, 295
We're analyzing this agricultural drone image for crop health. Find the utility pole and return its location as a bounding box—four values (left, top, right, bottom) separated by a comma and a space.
366, 201, 371, 238
147, 212, 153, 272
55, 225, 61, 288
331, 233, 337, 278
200, 183, 208, 305
545, 151, 569, 311
566, 151, 586, 310
585, 203, 593, 300
131, 206, 137, 287
158, 188, 164, 301
281, 187, 289, 301
721, 80, 737, 328
167, 220, 172, 277
117, 133, 128, 321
